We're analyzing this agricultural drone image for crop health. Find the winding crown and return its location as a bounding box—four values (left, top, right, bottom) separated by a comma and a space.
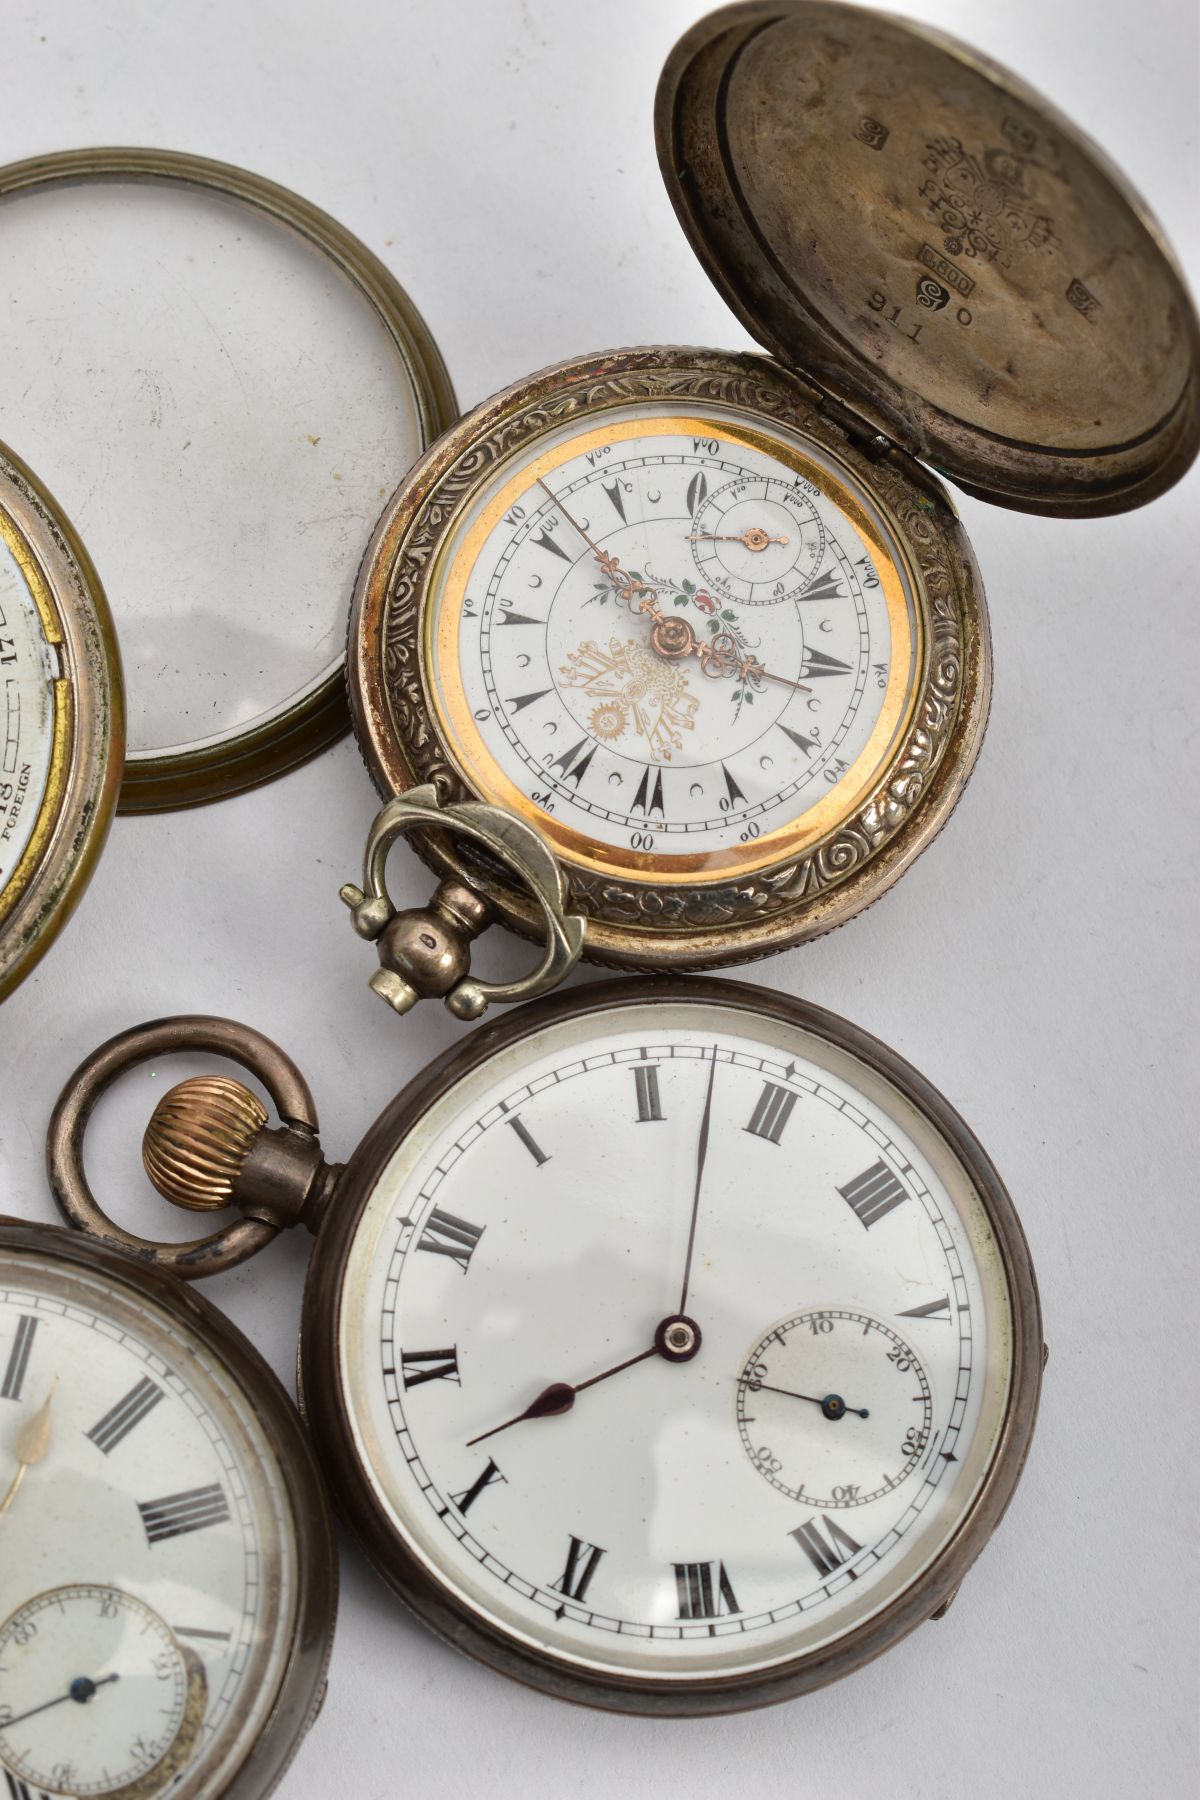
143, 1075, 268, 1212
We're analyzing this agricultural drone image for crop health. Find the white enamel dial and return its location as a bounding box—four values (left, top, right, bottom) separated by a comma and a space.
0, 1587, 193, 1796
0, 1247, 299, 1798
428, 402, 920, 874
339, 994, 1015, 1686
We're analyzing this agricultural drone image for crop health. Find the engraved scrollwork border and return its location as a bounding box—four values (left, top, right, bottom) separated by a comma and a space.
351, 347, 986, 968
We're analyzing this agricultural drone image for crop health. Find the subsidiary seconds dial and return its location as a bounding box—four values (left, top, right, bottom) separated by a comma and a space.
737, 1311, 933, 1507
690, 475, 825, 604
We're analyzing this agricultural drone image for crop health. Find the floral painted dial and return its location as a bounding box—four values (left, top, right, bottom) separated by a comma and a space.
335, 989, 1020, 1691
0, 1244, 300, 1799
427, 402, 921, 878
0, 1587, 201, 1797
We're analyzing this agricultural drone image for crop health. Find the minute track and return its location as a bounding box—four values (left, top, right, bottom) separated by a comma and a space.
445, 409, 905, 862
369, 1024, 981, 1659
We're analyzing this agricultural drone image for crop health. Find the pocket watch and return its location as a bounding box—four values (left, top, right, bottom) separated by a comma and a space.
0, 1215, 336, 1796
0, 440, 122, 1002
338, 0, 1199, 1021
47, 980, 1042, 1714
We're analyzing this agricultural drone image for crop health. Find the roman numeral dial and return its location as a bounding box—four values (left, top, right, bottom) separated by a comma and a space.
0, 1273, 299, 1785
370, 1002, 998, 1677
447, 420, 906, 867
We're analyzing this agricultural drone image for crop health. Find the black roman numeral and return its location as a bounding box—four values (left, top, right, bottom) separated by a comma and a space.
631, 765, 665, 816
779, 722, 818, 757
531, 528, 571, 562
839, 1160, 909, 1228
507, 1116, 549, 1165
5, 1774, 51, 1800
1, 1315, 37, 1401
497, 609, 543, 627
450, 1458, 506, 1515
548, 737, 597, 785
633, 1064, 664, 1123
801, 646, 852, 680
139, 1483, 231, 1545
745, 1082, 797, 1145
400, 1347, 460, 1389
602, 479, 627, 522
791, 1516, 863, 1578
797, 569, 845, 604
552, 1534, 606, 1609
674, 1560, 739, 1619
506, 688, 552, 713
87, 1376, 164, 1454
417, 1208, 485, 1271
898, 1297, 951, 1319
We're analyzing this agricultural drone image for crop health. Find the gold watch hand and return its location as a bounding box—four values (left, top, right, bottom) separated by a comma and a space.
743, 660, 813, 697
536, 478, 605, 561
538, 479, 812, 693
0, 1381, 57, 1521
689, 528, 789, 551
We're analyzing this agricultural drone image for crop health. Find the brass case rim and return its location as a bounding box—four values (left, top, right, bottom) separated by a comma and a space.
297, 974, 1042, 1716
348, 346, 990, 971
0, 439, 124, 1003
0, 144, 459, 813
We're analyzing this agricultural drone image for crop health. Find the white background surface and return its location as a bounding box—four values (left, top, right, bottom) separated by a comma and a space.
1, 2, 1198, 1797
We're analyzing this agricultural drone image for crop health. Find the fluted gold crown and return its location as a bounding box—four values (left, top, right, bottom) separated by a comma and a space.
143, 1075, 268, 1212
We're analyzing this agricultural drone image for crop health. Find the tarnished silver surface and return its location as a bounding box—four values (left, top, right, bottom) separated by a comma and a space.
340, 784, 586, 1018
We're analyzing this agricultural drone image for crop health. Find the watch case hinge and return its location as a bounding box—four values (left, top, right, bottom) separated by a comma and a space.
813, 386, 895, 462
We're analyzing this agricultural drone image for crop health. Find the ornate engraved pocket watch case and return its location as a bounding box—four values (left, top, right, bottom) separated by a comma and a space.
341, 0, 1199, 1019
0, 1219, 337, 1798
46, 980, 1042, 1716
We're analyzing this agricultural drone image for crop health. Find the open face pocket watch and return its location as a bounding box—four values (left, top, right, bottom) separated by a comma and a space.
48, 979, 1042, 1715
0, 1215, 336, 1798
338, 0, 1199, 1022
